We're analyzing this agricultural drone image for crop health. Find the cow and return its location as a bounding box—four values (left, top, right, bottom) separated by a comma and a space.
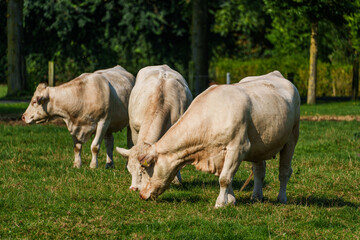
22, 65, 135, 169
116, 65, 193, 191
129, 71, 300, 208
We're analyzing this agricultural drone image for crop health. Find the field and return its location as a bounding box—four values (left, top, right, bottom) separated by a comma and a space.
0, 101, 359, 239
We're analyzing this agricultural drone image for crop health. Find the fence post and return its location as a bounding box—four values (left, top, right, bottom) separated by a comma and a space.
226, 72, 230, 84
48, 61, 55, 87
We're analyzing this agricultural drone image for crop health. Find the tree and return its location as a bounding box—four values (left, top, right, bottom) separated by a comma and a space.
345, 0, 360, 100
0, 1, 7, 84
192, 0, 209, 95
22, 0, 191, 88
307, 21, 318, 104
213, 0, 271, 59
264, 0, 351, 104
7, 0, 27, 96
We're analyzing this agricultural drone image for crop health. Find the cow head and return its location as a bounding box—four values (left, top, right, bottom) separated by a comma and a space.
22, 83, 51, 124
136, 145, 181, 201
116, 142, 157, 191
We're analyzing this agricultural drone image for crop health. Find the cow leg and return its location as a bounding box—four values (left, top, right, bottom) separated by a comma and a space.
127, 126, 134, 148
251, 160, 266, 202
73, 137, 82, 168
278, 124, 298, 203
104, 133, 114, 169
215, 149, 241, 208
90, 120, 110, 169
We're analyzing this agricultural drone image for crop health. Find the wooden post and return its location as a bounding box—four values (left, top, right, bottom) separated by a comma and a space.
48, 61, 54, 87
226, 72, 230, 84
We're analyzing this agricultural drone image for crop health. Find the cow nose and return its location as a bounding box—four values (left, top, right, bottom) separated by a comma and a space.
22, 114, 25, 121
139, 192, 147, 200
129, 186, 138, 191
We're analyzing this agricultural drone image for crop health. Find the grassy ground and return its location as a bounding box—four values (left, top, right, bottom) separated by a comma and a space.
301, 101, 360, 116
0, 109, 359, 238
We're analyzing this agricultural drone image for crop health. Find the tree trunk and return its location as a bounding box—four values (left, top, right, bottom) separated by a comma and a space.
352, 52, 359, 101
7, 0, 27, 96
192, 0, 209, 96
307, 22, 318, 105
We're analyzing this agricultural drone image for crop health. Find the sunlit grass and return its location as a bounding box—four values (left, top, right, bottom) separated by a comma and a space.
0, 120, 359, 239
301, 101, 360, 116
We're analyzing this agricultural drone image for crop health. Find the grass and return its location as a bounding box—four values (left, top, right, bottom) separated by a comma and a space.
301, 101, 360, 116
0, 103, 29, 118
0, 116, 359, 238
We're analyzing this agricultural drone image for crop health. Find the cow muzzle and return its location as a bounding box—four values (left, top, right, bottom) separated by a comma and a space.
22, 114, 34, 124
139, 191, 156, 200
129, 186, 138, 191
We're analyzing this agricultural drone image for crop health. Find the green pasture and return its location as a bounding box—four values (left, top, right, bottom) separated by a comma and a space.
0, 101, 359, 238
301, 101, 360, 116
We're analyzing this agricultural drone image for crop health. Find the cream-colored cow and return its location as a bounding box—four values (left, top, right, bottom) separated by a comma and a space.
22, 65, 134, 169
116, 65, 193, 191
130, 71, 300, 208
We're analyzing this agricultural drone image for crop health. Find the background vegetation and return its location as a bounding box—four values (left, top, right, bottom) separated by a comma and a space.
1, 0, 360, 98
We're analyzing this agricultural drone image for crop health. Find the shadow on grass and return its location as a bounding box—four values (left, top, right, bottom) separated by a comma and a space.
158, 194, 204, 204
172, 178, 262, 192
157, 179, 259, 204
290, 196, 360, 208
160, 179, 359, 209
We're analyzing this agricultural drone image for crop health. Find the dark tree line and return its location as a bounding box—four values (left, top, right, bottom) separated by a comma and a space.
2, 0, 360, 102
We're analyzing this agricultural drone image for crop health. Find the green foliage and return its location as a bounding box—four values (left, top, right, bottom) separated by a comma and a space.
22, 0, 191, 88
0, 85, 7, 99
213, 0, 271, 59
0, 119, 359, 238
212, 56, 354, 97
1, 0, 360, 97
345, 0, 360, 53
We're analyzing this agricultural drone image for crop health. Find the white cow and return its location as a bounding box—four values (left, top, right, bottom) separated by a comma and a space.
22, 65, 135, 168
130, 71, 300, 207
116, 65, 193, 191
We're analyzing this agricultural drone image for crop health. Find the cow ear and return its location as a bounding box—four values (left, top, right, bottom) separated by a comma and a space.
138, 148, 158, 167
36, 87, 49, 105
116, 147, 130, 160
138, 154, 156, 167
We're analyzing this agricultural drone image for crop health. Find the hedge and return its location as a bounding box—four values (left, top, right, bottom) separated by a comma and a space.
211, 56, 354, 97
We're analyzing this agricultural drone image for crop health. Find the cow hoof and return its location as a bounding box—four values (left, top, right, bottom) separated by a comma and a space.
250, 195, 264, 203
90, 163, 98, 169
277, 196, 287, 204
105, 163, 114, 169
227, 194, 236, 205
73, 163, 81, 168
214, 202, 227, 208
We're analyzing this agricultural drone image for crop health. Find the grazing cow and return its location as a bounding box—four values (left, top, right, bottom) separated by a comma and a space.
132, 71, 300, 208
116, 65, 193, 191
22, 65, 135, 169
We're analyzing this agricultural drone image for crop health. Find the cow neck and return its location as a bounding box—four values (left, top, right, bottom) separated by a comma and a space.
47, 87, 72, 121
155, 123, 206, 167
